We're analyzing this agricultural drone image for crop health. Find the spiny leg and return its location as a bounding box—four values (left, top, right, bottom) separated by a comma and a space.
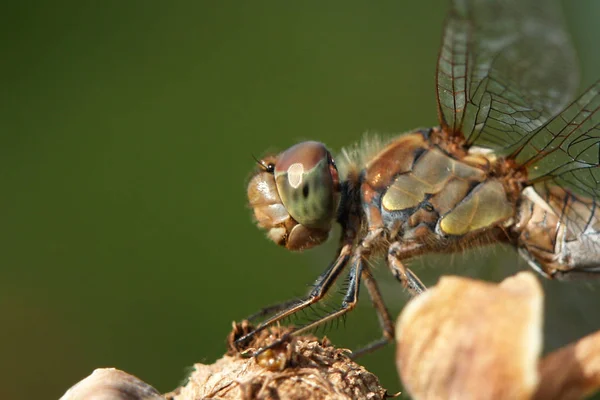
386, 230, 511, 294
253, 253, 364, 356
388, 241, 427, 296
246, 298, 302, 323
349, 266, 395, 359
235, 244, 352, 347
347, 242, 428, 359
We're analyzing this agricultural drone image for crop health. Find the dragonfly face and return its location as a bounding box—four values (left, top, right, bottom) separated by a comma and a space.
247, 142, 340, 251
240, 0, 600, 356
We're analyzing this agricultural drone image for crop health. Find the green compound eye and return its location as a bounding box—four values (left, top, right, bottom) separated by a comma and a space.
274, 141, 340, 230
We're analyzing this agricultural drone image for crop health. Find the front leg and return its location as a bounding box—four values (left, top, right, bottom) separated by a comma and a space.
235, 243, 353, 348
249, 251, 365, 357
248, 229, 385, 358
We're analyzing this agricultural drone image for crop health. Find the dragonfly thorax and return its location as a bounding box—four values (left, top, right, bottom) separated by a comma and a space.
357, 129, 516, 245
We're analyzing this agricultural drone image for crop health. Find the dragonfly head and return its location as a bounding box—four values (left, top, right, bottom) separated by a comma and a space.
247, 141, 340, 251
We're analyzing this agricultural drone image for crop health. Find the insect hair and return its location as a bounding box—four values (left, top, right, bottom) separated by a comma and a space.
336, 132, 399, 180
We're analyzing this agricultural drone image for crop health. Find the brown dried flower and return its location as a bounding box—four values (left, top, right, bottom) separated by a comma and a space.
166, 322, 388, 400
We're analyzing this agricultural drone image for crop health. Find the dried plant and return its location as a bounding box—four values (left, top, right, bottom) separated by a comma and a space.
61, 272, 600, 400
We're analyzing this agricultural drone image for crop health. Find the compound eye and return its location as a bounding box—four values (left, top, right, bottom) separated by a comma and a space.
274, 141, 340, 229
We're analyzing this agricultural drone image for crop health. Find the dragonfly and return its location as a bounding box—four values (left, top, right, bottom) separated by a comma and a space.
239, 0, 600, 357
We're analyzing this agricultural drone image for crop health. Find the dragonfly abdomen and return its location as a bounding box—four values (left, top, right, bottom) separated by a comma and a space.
515, 184, 600, 279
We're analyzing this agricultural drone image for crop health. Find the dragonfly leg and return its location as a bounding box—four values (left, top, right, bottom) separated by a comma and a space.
348, 266, 395, 359
387, 241, 427, 296
251, 253, 364, 357
235, 244, 352, 348
245, 298, 302, 323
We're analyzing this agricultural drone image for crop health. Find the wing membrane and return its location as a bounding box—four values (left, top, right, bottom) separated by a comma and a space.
521, 81, 600, 254
516, 80, 600, 189
436, 0, 579, 151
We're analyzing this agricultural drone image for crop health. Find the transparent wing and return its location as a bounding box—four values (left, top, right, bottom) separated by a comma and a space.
436, 0, 579, 151
519, 81, 600, 264
513, 81, 599, 198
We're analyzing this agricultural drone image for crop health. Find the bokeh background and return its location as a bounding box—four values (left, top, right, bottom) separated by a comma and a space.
2, 1, 600, 399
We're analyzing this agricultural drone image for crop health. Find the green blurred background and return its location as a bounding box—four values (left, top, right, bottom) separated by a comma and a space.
2, 1, 600, 399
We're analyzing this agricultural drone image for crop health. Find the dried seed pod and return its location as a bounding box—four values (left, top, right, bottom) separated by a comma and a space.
167, 324, 387, 400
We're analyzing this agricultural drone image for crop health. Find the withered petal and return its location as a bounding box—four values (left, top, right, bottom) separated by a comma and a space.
396, 272, 543, 400
60, 368, 164, 400
534, 329, 600, 400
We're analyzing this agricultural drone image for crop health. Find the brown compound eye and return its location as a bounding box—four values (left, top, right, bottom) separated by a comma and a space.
274, 141, 340, 230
